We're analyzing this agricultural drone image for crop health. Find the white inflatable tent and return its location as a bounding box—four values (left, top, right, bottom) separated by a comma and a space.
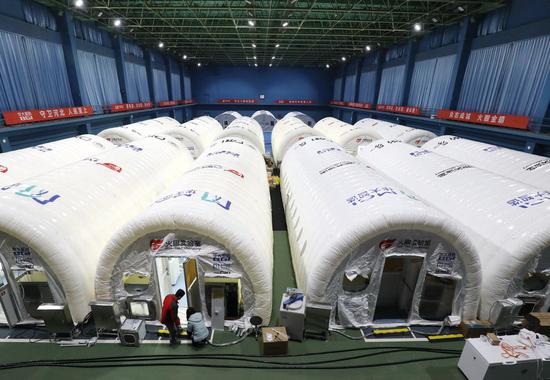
313, 117, 380, 155
178, 117, 224, 158
0, 135, 113, 187
215, 111, 242, 128
0, 136, 193, 325
271, 116, 320, 165
96, 136, 273, 325
358, 141, 550, 319
280, 136, 480, 327
217, 117, 265, 154
98, 117, 185, 146
354, 118, 436, 147
283, 111, 315, 127
423, 135, 550, 190
252, 110, 277, 132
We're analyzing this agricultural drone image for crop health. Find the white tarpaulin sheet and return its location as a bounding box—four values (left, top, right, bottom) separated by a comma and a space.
423, 135, 550, 190
96, 136, 273, 324
0, 135, 113, 187
0, 136, 194, 322
358, 140, 550, 319
355, 118, 436, 147
280, 136, 480, 327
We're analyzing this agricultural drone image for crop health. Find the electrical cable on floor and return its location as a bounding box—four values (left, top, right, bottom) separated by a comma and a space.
331, 329, 371, 340
0, 346, 463, 371
0, 354, 461, 371
208, 330, 251, 347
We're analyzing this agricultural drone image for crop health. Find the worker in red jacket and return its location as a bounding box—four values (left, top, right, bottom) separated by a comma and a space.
161, 289, 185, 345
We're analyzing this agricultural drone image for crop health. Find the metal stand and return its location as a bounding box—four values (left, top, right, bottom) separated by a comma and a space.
250, 316, 263, 341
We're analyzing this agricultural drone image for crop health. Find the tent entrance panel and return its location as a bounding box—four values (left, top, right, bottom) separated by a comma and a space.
418, 274, 457, 321
204, 275, 243, 321
0, 257, 19, 326
374, 255, 424, 322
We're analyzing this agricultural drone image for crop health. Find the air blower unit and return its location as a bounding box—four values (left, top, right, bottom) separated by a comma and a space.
119, 318, 146, 347
489, 298, 523, 328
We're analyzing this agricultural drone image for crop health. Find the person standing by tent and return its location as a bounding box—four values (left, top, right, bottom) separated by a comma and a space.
161, 289, 185, 345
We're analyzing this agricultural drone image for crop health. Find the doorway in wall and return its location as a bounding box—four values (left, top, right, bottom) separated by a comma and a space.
373, 255, 424, 322
155, 256, 200, 323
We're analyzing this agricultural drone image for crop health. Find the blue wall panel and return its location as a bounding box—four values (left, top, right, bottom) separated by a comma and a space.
191, 66, 332, 104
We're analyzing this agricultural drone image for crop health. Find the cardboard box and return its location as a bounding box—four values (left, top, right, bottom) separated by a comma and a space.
459, 320, 494, 338
526, 312, 550, 336
261, 327, 288, 356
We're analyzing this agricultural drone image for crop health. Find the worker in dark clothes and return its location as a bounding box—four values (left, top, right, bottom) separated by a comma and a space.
161, 289, 185, 345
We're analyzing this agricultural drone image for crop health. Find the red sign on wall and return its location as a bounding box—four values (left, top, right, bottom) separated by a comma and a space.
275, 100, 315, 105
437, 110, 529, 130
347, 102, 372, 109
217, 99, 258, 104
159, 100, 178, 107
330, 100, 346, 106
110, 102, 153, 113
179, 99, 195, 105
3, 106, 94, 126
376, 104, 421, 115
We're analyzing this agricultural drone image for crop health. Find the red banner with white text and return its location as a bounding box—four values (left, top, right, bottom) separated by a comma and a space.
275, 100, 315, 105
376, 104, 421, 115
437, 110, 529, 130
110, 102, 153, 113
3, 106, 94, 126
217, 99, 258, 104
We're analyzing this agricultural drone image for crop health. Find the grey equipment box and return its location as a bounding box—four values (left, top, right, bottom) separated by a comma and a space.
119, 318, 146, 347
279, 292, 306, 341
90, 301, 122, 331
37, 303, 74, 335
305, 302, 332, 340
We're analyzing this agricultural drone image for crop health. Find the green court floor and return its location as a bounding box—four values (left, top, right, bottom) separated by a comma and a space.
0, 231, 467, 380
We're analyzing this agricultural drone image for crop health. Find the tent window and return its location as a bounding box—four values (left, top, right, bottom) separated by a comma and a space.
342, 273, 369, 293
522, 273, 549, 292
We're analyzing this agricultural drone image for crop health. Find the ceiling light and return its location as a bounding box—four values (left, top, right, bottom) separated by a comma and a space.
74, 0, 84, 7
245, 0, 252, 4
282, 21, 289, 27
97, 11, 103, 17
341, 56, 346, 62
365, 45, 371, 52
113, 19, 122, 27
197, 62, 201, 67
269, 63, 272, 67
252, 43, 256, 48
158, 42, 164, 48
183, 54, 187, 60
457, 5, 465, 12
413, 23, 422, 32
431, 17, 438, 23
271, 56, 275, 60
325, 64, 330, 68
254, 63, 258, 67
248, 20, 255, 27
275, 43, 280, 48
253, 55, 257, 60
